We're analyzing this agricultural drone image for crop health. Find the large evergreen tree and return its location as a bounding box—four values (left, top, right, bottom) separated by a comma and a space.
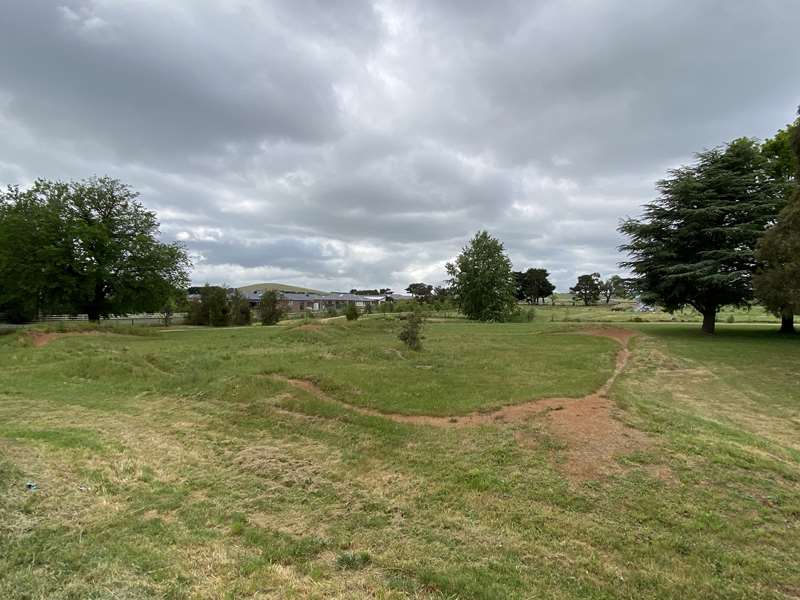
620, 138, 784, 334
446, 231, 517, 321
0, 177, 189, 322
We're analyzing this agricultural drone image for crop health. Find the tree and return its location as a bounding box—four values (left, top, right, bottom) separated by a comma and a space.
345, 302, 360, 321
0, 177, 190, 322
229, 289, 252, 326
398, 312, 425, 350
754, 198, 800, 333
762, 120, 799, 202
570, 273, 602, 305
406, 282, 433, 303
259, 290, 283, 325
445, 231, 517, 321
754, 113, 800, 333
620, 138, 784, 334
600, 275, 627, 303
514, 268, 555, 304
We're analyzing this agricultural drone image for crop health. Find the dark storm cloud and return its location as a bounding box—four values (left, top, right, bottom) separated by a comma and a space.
1, 0, 798, 291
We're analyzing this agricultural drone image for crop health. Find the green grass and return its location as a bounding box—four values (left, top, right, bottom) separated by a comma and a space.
532, 301, 780, 324
0, 319, 798, 598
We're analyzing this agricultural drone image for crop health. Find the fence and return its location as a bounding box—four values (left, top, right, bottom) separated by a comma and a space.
0, 313, 188, 328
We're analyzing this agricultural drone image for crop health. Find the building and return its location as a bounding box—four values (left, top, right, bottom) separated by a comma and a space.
242, 289, 382, 313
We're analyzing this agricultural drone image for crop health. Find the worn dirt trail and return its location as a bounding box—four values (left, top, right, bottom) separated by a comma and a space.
275, 327, 637, 428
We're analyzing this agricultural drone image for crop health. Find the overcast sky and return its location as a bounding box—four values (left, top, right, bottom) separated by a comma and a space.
1, 1, 798, 291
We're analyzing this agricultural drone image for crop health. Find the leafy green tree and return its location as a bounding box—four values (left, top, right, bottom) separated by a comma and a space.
0, 177, 190, 322
754, 197, 800, 333
600, 275, 627, 303
259, 290, 284, 325
514, 268, 555, 304
345, 302, 360, 321
570, 273, 602, 305
0, 184, 70, 321
446, 231, 517, 321
762, 120, 798, 202
620, 138, 784, 334
406, 282, 433, 303
229, 290, 252, 326
754, 113, 800, 334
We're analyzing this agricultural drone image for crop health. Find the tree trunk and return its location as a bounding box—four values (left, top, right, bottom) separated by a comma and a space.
701, 309, 716, 334
87, 282, 104, 322
780, 307, 795, 334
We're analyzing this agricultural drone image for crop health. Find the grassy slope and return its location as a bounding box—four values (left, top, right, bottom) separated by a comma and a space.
0, 321, 798, 599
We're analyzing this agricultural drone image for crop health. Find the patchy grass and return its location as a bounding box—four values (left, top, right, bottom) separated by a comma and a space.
0, 319, 798, 598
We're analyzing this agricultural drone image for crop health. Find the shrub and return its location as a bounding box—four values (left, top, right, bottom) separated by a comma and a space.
399, 311, 425, 350
187, 285, 230, 326
326, 306, 339, 318
726, 314, 735, 323
259, 290, 284, 326
229, 290, 252, 326
508, 308, 535, 323
345, 303, 359, 321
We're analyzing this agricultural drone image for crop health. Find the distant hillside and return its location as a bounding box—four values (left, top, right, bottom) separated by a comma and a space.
237, 282, 329, 295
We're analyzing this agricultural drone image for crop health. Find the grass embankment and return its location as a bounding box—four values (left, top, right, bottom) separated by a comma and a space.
0, 319, 798, 598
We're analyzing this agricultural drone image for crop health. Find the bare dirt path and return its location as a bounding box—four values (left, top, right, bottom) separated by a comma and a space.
275, 326, 665, 481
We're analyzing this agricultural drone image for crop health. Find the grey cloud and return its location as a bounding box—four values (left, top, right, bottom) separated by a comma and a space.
1, 0, 798, 291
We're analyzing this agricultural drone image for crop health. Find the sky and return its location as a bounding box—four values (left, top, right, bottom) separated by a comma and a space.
1, 1, 798, 292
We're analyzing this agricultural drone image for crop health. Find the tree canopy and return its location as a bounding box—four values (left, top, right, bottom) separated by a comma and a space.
619, 138, 784, 333
406, 282, 434, 302
514, 268, 555, 304
446, 231, 517, 322
754, 113, 800, 333
570, 273, 602, 305
0, 177, 190, 322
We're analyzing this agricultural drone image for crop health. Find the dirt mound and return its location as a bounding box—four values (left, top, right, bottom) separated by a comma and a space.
25, 330, 103, 348
293, 323, 323, 332
274, 327, 636, 428
273, 327, 663, 481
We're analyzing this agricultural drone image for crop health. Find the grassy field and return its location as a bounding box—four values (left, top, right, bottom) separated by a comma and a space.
530, 301, 781, 324
0, 319, 798, 598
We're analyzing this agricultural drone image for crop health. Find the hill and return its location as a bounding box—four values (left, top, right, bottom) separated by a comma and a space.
237, 282, 328, 295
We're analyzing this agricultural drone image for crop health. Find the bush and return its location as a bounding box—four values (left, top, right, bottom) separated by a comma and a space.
326, 306, 339, 318
726, 314, 735, 323
230, 290, 252, 326
259, 290, 284, 326
508, 308, 535, 323
345, 303, 359, 321
187, 285, 230, 326
399, 312, 425, 350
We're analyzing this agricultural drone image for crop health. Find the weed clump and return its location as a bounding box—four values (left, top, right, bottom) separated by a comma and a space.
336, 551, 371, 570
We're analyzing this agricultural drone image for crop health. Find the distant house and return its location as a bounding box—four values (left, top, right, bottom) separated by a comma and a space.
241, 289, 382, 313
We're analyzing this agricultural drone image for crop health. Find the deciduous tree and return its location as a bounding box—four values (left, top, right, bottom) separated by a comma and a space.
406, 282, 433, 303
0, 177, 190, 322
446, 231, 516, 322
570, 273, 602, 305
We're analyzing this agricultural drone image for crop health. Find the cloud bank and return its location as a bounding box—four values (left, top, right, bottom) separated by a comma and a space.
2, 0, 798, 290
